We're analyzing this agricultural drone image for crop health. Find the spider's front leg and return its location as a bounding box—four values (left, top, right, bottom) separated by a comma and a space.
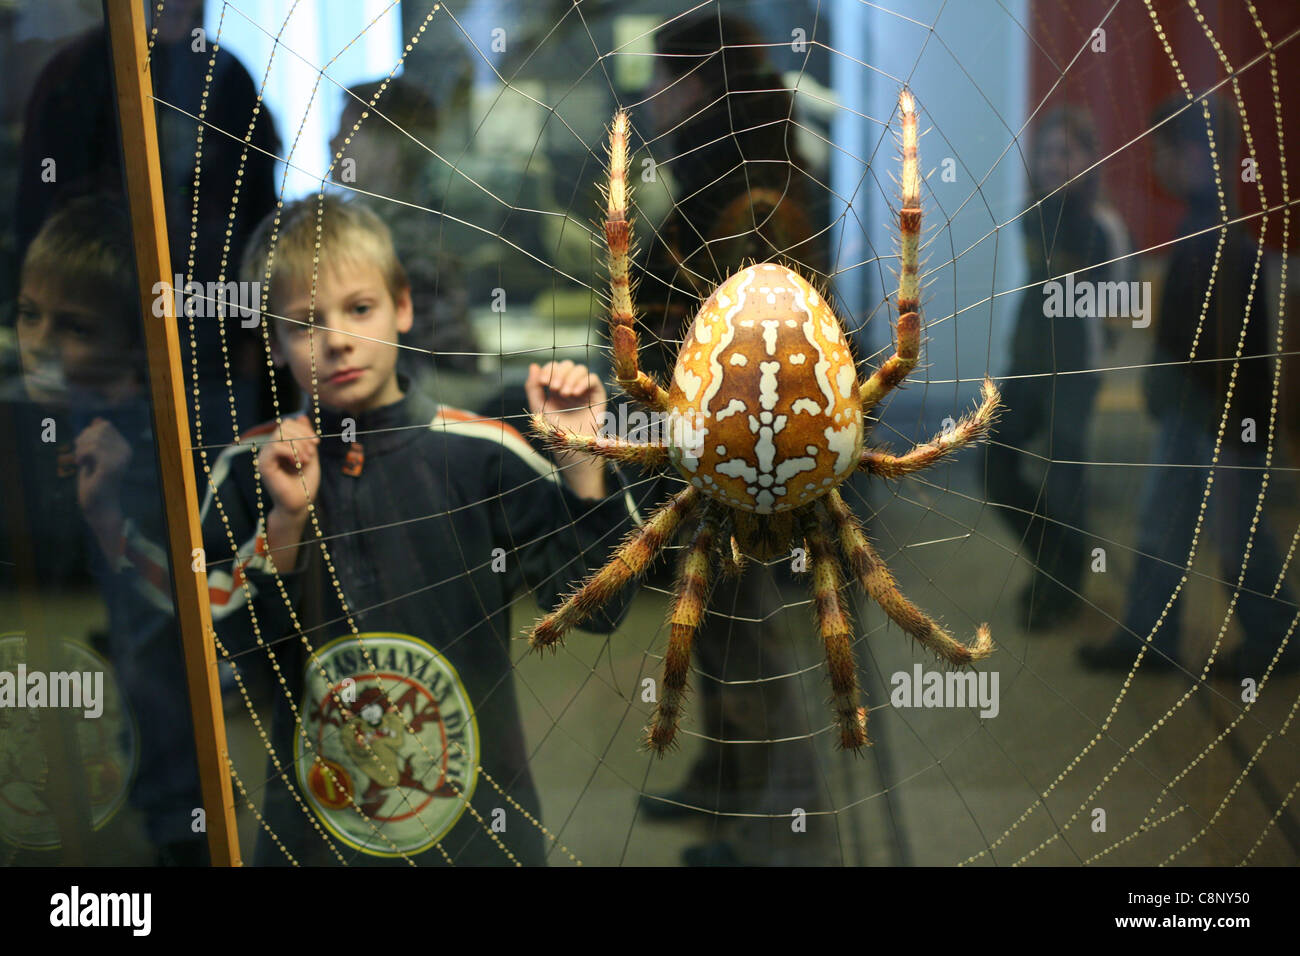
645, 507, 721, 755
529, 486, 700, 651
530, 413, 671, 468
861, 88, 923, 417
605, 110, 670, 413
860, 376, 1001, 478
800, 509, 870, 751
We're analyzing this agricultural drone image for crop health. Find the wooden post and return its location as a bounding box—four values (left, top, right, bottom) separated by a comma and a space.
104, 0, 241, 866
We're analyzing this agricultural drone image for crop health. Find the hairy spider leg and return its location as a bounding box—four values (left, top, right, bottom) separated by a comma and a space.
530, 414, 671, 468
822, 488, 993, 667
605, 110, 670, 413
861, 87, 923, 416
859, 376, 1002, 478
528, 486, 700, 651
646, 507, 721, 754
801, 508, 870, 751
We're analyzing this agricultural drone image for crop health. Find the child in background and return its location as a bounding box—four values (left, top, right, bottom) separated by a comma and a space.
206, 194, 639, 865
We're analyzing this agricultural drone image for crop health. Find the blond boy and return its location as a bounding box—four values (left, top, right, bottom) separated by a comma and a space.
203, 196, 637, 865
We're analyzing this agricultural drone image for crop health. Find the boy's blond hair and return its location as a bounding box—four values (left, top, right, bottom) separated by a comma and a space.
240, 194, 410, 327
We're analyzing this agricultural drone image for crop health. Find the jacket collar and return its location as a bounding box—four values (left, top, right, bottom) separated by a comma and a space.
315, 375, 437, 459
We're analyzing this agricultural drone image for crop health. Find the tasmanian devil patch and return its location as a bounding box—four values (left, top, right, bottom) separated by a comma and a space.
295, 633, 479, 857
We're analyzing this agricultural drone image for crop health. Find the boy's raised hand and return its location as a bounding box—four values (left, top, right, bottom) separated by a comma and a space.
75, 417, 132, 563
257, 415, 321, 518
525, 360, 608, 499
525, 360, 607, 433
74, 417, 132, 518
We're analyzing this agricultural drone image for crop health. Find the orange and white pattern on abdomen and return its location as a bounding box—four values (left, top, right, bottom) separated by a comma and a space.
667, 263, 863, 514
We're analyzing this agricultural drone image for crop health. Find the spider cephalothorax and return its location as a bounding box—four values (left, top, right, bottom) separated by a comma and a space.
529, 90, 1001, 754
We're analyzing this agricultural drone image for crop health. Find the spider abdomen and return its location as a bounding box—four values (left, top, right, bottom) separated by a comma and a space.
666, 263, 864, 514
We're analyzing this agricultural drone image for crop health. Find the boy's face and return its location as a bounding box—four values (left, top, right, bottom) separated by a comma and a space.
16, 276, 139, 405
271, 258, 413, 416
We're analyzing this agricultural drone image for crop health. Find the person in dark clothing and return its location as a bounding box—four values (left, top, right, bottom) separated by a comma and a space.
329, 78, 478, 391
205, 195, 640, 865
985, 105, 1129, 630
625, 12, 839, 865
1079, 96, 1298, 678
637, 13, 826, 374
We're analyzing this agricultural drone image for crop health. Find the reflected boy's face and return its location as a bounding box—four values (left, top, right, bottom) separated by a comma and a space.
16, 278, 139, 406
271, 258, 413, 416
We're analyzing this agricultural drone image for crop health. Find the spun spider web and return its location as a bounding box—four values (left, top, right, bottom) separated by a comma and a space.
156, 0, 1300, 865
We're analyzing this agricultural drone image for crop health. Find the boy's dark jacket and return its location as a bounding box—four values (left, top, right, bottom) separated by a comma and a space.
202, 380, 641, 865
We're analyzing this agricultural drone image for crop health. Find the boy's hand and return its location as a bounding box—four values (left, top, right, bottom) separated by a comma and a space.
525, 360, 607, 433
76, 417, 131, 562
525, 361, 608, 499
258, 416, 321, 518
74, 417, 131, 517
258, 416, 320, 573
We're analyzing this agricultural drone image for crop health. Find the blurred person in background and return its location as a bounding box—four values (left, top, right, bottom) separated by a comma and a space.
330, 77, 477, 404
626, 11, 837, 867
1079, 96, 1298, 678
985, 105, 1130, 632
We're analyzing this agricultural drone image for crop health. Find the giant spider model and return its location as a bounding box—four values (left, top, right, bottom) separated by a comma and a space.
529, 88, 1000, 754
